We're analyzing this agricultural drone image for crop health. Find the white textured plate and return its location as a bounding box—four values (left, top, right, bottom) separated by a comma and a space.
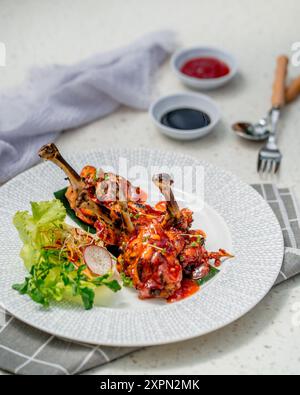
0, 149, 284, 347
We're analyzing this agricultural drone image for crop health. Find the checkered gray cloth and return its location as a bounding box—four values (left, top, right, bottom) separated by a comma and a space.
252, 184, 300, 284
1, 184, 300, 375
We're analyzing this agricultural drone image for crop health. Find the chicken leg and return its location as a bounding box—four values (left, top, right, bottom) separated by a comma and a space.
152, 173, 181, 220
39, 144, 114, 228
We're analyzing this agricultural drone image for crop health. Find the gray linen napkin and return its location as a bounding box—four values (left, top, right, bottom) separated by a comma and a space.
0, 184, 299, 375
0, 31, 176, 184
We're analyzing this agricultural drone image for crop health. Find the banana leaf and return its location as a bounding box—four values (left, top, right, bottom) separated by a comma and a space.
197, 266, 220, 286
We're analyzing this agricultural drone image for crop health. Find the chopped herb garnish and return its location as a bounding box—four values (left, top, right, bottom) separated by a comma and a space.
120, 273, 134, 288
190, 242, 199, 248
148, 244, 167, 254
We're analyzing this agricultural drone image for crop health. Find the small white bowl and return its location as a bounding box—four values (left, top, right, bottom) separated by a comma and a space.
171, 47, 238, 90
149, 92, 221, 141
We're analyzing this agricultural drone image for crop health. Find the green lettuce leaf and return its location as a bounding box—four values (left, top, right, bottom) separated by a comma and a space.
13, 200, 67, 270
13, 200, 121, 310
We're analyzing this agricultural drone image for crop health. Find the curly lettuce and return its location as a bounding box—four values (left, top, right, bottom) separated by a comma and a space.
13, 200, 67, 271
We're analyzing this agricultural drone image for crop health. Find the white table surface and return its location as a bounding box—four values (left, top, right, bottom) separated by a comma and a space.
1, 0, 300, 375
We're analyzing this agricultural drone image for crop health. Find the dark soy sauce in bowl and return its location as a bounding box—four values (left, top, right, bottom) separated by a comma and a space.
161, 108, 211, 130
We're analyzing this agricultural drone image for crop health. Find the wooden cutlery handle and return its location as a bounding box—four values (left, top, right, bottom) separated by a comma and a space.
272, 55, 289, 108
286, 76, 300, 103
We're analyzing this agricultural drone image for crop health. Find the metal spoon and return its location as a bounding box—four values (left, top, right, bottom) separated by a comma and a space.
232, 115, 270, 141
232, 58, 300, 142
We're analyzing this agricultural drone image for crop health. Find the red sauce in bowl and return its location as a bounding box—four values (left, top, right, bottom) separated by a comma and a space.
181, 57, 230, 79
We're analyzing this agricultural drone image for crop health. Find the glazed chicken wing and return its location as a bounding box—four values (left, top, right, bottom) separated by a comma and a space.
117, 173, 231, 300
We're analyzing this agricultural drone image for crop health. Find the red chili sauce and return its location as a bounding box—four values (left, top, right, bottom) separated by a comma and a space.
181, 57, 230, 79
167, 279, 200, 303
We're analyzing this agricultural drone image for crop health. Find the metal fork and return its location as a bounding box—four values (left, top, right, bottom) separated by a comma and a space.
257, 55, 288, 174
258, 108, 282, 173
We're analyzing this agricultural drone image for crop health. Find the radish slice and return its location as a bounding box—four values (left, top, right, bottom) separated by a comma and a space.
84, 246, 112, 276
